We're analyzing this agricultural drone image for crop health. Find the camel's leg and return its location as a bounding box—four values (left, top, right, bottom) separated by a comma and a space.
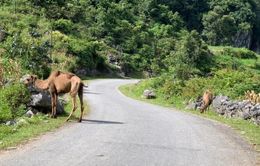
53, 93, 57, 118
207, 105, 210, 112
50, 93, 57, 118
200, 103, 205, 113
66, 96, 77, 121
50, 93, 55, 118
78, 87, 84, 123
200, 103, 203, 113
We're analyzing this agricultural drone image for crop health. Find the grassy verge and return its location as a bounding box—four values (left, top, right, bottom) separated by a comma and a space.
0, 97, 89, 150
119, 84, 260, 151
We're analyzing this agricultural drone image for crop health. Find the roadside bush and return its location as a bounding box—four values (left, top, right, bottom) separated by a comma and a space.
182, 69, 260, 99
0, 101, 12, 122
212, 55, 242, 70
160, 79, 183, 99
212, 69, 260, 98
0, 83, 30, 122
0, 125, 13, 139
145, 76, 169, 89
182, 77, 210, 100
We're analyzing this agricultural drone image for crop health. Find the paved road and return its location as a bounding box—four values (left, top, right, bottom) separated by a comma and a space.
0, 79, 257, 166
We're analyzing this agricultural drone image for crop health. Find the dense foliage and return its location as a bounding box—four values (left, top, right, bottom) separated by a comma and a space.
0, 0, 259, 77
202, 0, 256, 46
0, 83, 30, 122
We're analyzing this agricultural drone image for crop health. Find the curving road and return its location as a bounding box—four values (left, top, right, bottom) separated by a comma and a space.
0, 79, 257, 166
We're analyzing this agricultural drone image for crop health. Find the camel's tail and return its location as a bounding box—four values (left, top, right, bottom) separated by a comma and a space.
81, 82, 88, 88
79, 82, 88, 95
78, 82, 86, 99
77, 82, 85, 123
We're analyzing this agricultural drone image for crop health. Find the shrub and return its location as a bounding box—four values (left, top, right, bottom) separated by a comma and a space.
0, 83, 30, 122
182, 77, 210, 100
51, 51, 78, 72
0, 58, 24, 89
165, 30, 213, 80
52, 19, 74, 34
160, 79, 183, 99
182, 69, 260, 99
52, 31, 69, 49
0, 125, 13, 139
212, 69, 260, 98
0, 101, 12, 122
3, 32, 51, 78
254, 61, 260, 70
68, 39, 103, 70
221, 47, 257, 59
212, 55, 242, 70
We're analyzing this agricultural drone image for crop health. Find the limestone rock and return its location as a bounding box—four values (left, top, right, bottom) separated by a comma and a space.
29, 92, 64, 114
143, 89, 156, 99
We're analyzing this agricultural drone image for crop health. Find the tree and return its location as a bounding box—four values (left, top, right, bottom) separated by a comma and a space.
202, 0, 256, 47
147, 0, 209, 31
165, 30, 213, 80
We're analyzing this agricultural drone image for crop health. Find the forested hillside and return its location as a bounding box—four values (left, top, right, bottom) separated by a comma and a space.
0, 0, 259, 79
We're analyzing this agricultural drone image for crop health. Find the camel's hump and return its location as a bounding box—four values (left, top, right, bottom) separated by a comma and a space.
49, 71, 76, 79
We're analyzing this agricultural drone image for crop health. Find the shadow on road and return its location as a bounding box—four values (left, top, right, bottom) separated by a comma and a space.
81, 119, 124, 124
83, 91, 102, 95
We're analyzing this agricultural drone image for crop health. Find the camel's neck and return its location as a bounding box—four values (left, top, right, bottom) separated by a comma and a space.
34, 79, 49, 90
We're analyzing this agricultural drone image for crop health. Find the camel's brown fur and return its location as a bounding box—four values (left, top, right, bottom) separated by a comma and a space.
23, 71, 86, 122
200, 90, 213, 113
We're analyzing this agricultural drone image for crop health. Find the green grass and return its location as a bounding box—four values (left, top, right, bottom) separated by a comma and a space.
119, 84, 260, 151
0, 97, 89, 150
119, 83, 182, 108
209, 46, 260, 74
209, 46, 226, 55
240, 58, 260, 72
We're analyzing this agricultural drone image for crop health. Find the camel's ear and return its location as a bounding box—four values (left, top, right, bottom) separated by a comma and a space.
31, 75, 38, 82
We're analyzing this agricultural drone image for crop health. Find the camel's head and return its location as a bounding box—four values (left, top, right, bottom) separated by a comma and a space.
20, 74, 38, 86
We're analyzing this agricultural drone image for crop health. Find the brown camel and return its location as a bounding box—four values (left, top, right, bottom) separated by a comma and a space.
22, 71, 87, 122
200, 90, 213, 113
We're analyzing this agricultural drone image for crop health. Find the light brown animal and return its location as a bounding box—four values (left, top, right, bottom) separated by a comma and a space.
245, 90, 260, 104
22, 71, 87, 122
200, 90, 213, 113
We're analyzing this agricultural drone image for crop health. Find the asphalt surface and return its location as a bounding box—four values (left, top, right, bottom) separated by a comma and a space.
0, 79, 257, 166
